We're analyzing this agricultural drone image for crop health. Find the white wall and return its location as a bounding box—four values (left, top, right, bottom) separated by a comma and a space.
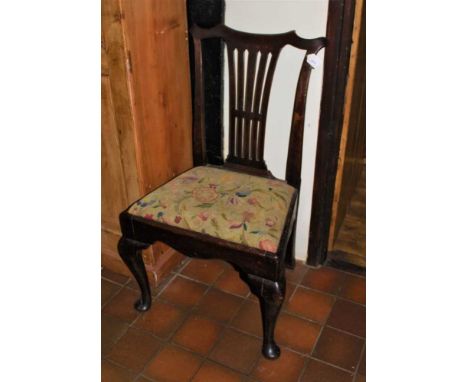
223, 0, 329, 261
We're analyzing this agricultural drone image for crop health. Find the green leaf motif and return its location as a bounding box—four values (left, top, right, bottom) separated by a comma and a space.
195, 203, 214, 208
268, 232, 279, 239
273, 191, 287, 202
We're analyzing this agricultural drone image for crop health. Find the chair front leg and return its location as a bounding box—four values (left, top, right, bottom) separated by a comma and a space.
243, 273, 286, 359
117, 237, 152, 312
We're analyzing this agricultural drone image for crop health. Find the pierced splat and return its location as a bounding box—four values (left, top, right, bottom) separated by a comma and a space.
191, 24, 326, 180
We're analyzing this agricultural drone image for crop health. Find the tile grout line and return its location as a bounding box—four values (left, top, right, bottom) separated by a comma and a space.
103, 260, 365, 381
351, 342, 366, 382
295, 282, 366, 308
131, 259, 194, 382
297, 357, 311, 382
306, 355, 361, 375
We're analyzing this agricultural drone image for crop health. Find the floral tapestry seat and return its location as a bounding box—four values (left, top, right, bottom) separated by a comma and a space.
128, 166, 296, 253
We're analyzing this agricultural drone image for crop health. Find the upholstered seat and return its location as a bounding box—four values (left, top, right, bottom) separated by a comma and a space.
129, 166, 295, 253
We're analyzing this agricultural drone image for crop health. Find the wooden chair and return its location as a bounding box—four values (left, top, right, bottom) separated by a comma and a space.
118, 24, 326, 359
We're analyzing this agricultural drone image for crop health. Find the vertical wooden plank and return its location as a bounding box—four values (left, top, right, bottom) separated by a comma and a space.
101, 75, 128, 231
307, 0, 356, 266
120, 0, 193, 194
120, 0, 193, 258
102, 0, 140, 203
328, 0, 365, 249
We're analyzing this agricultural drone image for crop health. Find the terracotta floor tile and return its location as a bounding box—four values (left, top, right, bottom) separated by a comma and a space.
159, 276, 207, 308
209, 328, 262, 374
286, 287, 334, 323
215, 267, 250, 297
181, 259, 226, 284
301, 267, 345, 295
173, 315, 222, 355
101, 360, 135, 382
101, 314, 129, 357
102, 279, 121, 307
312, 327, 364, 371
253, 348, 305, 382
144, 344, 202, 382
192, 361, 245, 382
276, 313, 321, 354
107, 327, 161, 372
133, 300, 185, 340
285, 282, 298, 304
102, 268, 130, 285
339, 274, 366, 305
355, 374, 366, 382
231, 300, 262, 337
102, 287, 141, 323
327, 299, 366, 337
195, 288, 244, 323
134, 377, 153, 382
300, 359, 353, 382
126, 276, 168, 296
286, 261, 309, 284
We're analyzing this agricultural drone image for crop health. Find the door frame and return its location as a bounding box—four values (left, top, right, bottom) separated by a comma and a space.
307, 0, 357, 266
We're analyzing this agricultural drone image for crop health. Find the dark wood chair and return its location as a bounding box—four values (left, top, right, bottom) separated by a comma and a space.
118, 23, 326, 360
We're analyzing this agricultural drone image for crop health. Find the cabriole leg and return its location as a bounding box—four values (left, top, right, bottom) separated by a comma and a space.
243, 273, 286, 359
117, 237, 151, 312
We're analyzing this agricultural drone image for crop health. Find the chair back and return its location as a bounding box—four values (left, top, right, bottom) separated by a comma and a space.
191, 24, 326, 189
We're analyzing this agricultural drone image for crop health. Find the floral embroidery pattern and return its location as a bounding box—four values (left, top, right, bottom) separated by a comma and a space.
128, 166, 295, 253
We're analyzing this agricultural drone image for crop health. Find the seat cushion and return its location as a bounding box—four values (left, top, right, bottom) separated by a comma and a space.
128, 166, 296, 253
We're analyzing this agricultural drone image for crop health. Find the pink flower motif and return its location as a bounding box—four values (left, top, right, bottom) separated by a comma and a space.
259, 239, 277, 252
174, 215, 182, 224
227, 196, 239, 206
247, 197, 258, 205
192, 187, 218, 203
197, 211, 210, 221
229, 221, 243, 229
144, 214, 154, 220
265, 217, 277, 227
209, 183, 217, 189
242, 211, 255, 222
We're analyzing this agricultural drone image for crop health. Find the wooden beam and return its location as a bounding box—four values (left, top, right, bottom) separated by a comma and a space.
307, 0, 356, 266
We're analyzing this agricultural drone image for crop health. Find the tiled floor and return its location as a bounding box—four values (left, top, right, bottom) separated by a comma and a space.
102, 259, 366, 382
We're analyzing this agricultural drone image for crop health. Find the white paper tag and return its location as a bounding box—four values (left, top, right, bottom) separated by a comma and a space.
306, 53, 321, 69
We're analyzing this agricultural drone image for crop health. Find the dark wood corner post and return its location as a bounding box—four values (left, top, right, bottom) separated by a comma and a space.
307, 0, 356, 267
187, 0, 225, 165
